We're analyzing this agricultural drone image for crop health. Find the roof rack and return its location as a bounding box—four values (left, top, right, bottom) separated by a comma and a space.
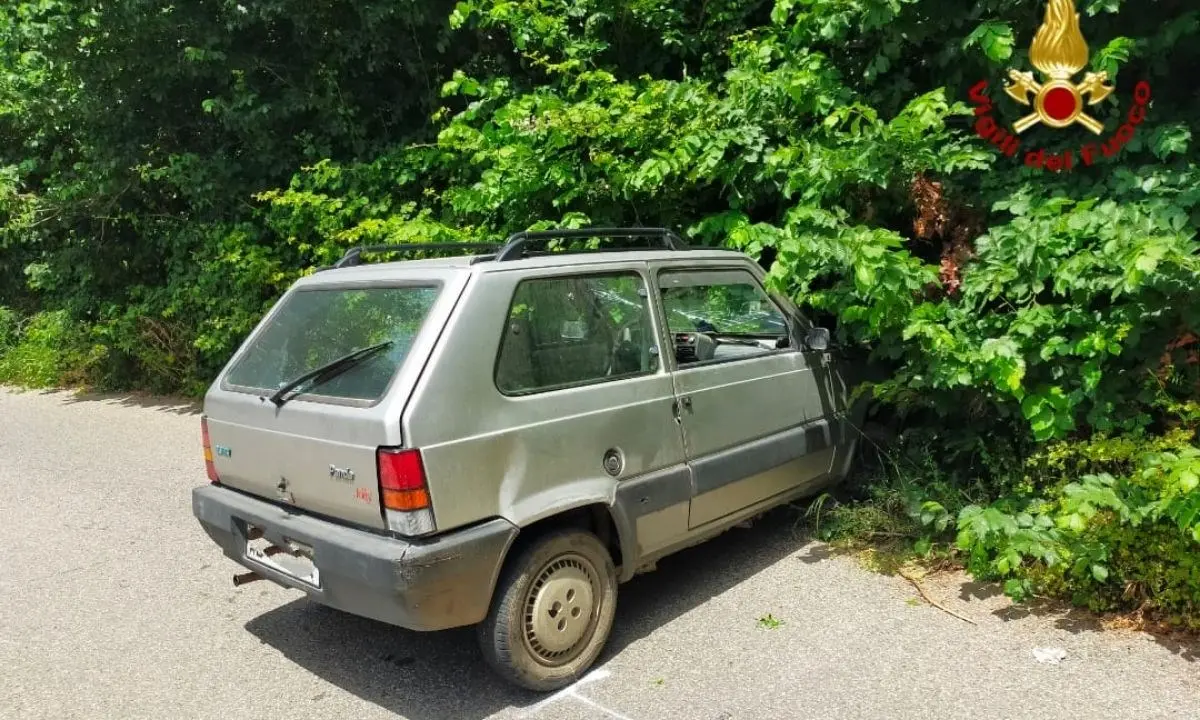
493, 227, 688, 262
323, 242, 501, 270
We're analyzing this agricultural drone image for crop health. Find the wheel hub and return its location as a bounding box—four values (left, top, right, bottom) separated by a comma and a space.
523, 555, 598, 664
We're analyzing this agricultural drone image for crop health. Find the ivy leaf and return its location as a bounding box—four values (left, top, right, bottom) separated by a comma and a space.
771, 0, 797, 26
1086, 0, 1124, 14
1091, 564, 1110, 583
963, 22, 1015, 63
1091, 37, 1136, 77
854, 262, 876, 289
1063, 513, 1087, 532
1149, 124, 1192, 160
1021, 394, 1044, 421
1175, 502, 1200, 532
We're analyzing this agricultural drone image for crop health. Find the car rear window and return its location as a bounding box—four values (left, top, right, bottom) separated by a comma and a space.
223, 284, 441, 402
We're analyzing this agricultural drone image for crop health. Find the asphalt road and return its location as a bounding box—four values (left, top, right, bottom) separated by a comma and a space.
1, 387, 1197, 720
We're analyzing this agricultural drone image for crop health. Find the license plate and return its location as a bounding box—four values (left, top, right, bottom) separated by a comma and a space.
244, 531, 321, 588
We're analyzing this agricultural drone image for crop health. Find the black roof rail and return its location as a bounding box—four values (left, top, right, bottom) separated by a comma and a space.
323, 242, 501, 270
493, 226, 688, 262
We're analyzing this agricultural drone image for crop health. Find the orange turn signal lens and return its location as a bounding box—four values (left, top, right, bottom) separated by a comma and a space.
381, 487, 431, 512
201, 415, 220, 484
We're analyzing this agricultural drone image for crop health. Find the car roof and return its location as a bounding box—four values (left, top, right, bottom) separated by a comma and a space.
298, 247, 752, 285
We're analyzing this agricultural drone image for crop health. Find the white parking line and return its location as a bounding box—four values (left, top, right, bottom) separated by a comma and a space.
523, 669, 611, 716
570, 691, 637, 720
521, 669, 636, 720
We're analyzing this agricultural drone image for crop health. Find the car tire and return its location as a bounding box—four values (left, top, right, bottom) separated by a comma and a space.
477, 529, 618, 692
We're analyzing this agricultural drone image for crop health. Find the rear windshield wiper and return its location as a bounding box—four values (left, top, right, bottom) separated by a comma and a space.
268, 341, 393, 407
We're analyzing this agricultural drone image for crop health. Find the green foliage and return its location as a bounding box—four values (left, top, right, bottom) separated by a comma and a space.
820, 405, 1200, 625
0, 308, 105, 387
830, 410, 1199, 620
0, 0, 477, 391
964, 21, 1016, 63
757, 613, 784, 629
947, 424, 1200, 625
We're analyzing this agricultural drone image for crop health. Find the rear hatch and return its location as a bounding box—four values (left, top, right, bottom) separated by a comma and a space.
202, 266, 468, 530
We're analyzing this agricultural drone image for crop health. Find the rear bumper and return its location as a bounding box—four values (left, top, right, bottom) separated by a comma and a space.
191, 484, 518, 631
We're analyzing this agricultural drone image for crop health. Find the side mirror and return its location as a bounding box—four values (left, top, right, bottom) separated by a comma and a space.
805, 326, 830, 351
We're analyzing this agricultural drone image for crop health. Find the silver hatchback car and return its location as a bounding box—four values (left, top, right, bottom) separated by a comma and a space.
192, 227, 869, 691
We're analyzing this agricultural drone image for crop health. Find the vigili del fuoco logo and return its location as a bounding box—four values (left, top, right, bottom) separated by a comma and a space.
967, 0, 1151, 172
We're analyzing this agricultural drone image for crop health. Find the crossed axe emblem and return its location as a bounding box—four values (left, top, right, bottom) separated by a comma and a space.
1004, 69, 1114, 134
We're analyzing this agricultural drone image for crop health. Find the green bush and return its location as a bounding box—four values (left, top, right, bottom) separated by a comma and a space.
0, 306, 16, 350
920, 416, 1200, 625
0, 310, 105, 388
816, 401, 1200, 627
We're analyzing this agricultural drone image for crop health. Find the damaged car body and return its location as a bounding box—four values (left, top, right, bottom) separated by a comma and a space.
192, 227, 871, 691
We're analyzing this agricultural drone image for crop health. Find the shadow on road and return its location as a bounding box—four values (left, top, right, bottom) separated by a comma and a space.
958, 581, 1003, 602
243, 506, 812, 720
1154, 633, 1200, 662
51, 388, 201, 415
991, 593, 1199, 663
993, 600, 1109, 632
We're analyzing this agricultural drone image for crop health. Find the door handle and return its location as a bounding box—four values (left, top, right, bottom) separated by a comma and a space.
671, 396, 693, 419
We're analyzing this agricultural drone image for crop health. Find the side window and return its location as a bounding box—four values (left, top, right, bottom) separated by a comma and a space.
659, 268, 789, 367
495, 271, 658, 395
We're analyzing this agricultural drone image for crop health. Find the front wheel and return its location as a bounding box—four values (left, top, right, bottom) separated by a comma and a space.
477, 529, 618, 692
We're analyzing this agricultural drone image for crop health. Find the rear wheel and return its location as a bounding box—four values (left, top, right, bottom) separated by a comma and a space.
477, 529, 617, 692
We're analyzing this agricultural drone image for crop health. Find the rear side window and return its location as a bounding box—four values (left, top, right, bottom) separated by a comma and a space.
224, 285, 440, 402
494, 272, 658, 395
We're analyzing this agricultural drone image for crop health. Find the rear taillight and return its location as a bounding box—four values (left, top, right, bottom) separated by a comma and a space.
200, 415, 220, 484
377, 447, 435, 536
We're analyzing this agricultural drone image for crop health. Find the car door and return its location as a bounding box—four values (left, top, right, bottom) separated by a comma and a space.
649, 260, 837, 530
411, 260, 696, 560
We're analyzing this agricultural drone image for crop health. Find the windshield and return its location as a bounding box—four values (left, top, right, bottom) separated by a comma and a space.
224, 284, 441, 402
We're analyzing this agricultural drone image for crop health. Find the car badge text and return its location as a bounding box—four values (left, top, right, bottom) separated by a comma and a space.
329, 465, 355, 483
